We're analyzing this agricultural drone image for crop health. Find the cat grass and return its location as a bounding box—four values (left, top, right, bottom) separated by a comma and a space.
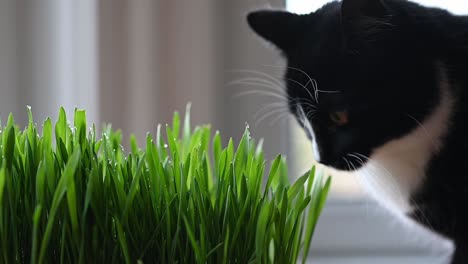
0, 105, 331, 264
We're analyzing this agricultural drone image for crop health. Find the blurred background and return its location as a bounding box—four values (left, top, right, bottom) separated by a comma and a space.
0, 0, 283, 155
0, 0, 464, 263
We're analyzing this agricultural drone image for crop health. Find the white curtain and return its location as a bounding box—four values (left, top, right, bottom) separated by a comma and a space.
0, 0, 97, 126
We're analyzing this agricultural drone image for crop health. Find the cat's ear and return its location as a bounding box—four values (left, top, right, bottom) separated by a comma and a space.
247, 10, 303, 52
341, 0, 387, 21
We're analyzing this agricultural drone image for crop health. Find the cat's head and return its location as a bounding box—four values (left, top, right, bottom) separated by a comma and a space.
247, 0, 443, 170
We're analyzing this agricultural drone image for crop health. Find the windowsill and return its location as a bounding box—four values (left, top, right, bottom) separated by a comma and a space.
308, 198, 454, 264
307, 255, 452, 264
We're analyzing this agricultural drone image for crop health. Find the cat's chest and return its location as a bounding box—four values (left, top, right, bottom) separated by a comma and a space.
353, 139, 434, 213
351, 80, 454, 214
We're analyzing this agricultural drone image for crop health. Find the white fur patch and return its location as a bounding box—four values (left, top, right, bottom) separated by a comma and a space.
298, 105, 322, 161
312, 136, 321, 162
305, 118, 321, 162
353, 65, 454, 213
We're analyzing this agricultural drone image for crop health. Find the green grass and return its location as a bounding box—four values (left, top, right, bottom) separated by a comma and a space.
0, 105, 331, 264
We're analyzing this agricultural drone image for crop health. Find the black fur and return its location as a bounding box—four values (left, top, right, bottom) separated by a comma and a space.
247, 0, 468, 263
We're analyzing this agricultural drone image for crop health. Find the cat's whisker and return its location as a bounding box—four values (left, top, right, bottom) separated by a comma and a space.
283, 76, 318, 104
296, 105, 311, 131
352, 153, 400, 192
264, 64, 319, 103
305, 109, 316, 120
349, 153, 398, 193
349, 153, 410, 213
227, 69, 321, 112
262, 65, 340, 103
269, 112, 293, 126
345, 156, 371, 217
228, 76, 300, 111
312, 79, 320, 102
254, 103, 290, 121
317, 89, 340, 94
272, 73, 329, 107
227, 73, 287, 96
255, 107, 290, 127
291, 99, 317, 111
229, 80, 285, 96
229, 75, 298, 128
299, 102, 317, 109
352, 152, 436, 231
226, 69, 284, 91
348, 154, 391, 197
233, 90, 288, 102
410, 204, 436, 233
254, 102, 289, 120
342, 156, 352, 171
360, 158, 407, 206
256, 101, 289, 110
347, 154, 385, 204
228, 76, 285, 93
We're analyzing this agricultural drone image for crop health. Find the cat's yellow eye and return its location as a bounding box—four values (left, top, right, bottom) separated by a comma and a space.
329, 111, 349, 126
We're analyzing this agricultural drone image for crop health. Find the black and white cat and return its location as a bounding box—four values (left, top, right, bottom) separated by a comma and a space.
247, 0, 468, 263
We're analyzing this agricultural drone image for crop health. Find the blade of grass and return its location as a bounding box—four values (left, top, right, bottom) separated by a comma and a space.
38, 148, 81, 263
